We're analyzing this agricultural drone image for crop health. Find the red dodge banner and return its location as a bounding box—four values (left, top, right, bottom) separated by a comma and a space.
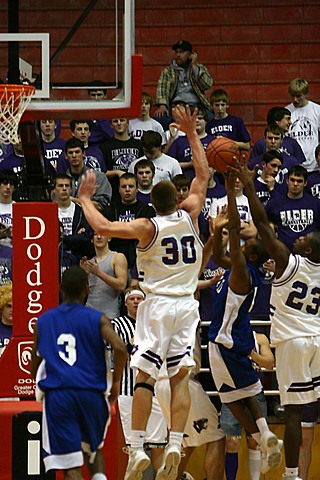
0, 202, 59, 398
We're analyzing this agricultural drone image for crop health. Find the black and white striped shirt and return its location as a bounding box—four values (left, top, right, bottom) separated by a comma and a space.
112, 315, 136, 396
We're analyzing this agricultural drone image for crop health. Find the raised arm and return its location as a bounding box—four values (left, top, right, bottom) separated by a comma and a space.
225, 172, 251, 295
211, 206, 231, 270
78, 170, 154, 245
235, 162, 289, 278
172, 106, 210, 221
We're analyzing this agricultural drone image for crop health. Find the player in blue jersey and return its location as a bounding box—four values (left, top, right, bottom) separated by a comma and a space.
30, 266, 127, 480
235, 161, 320, 480
78, 105, 210, 480
208, 171, 282, 475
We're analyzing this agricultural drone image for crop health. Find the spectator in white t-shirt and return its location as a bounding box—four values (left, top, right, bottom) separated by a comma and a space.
129, 92, 165, 144
210, 177, 257, 247
128, 130, 182, 184
286, 78, 320, 173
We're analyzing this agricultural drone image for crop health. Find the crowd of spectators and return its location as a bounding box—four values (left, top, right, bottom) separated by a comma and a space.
1, 38, 319, 479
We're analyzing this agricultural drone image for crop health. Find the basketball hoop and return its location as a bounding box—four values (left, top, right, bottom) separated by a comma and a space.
0, 84, 35, 145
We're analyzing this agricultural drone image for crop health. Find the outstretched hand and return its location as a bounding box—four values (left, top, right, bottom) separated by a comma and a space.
214, 204, 229, 230
170, 104, 197, 135
231, 158, 258, 187
78, 169, 98, 200
223, 168, 238, 190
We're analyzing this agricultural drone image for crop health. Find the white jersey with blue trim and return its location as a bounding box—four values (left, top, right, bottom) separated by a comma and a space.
270, 253, 320, 345
137, 209, 203, 296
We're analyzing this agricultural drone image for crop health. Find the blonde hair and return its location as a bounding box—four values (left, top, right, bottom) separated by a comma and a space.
0, 283, 12, 310
288, 78, 309, 96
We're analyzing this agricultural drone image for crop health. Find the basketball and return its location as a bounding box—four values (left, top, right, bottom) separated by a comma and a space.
206, 137, 240, 173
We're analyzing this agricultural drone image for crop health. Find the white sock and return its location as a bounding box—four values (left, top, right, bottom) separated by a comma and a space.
169, 431, 183, 446
256, 417, 269, 435
92, 474, 107, 480
285, 466, 299, 477
248, 448, 261, 480
130, 430, 145, 449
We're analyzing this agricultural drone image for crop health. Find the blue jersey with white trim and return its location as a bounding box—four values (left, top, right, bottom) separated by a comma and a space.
37, 303, 108, 392
208, 265, 264, 355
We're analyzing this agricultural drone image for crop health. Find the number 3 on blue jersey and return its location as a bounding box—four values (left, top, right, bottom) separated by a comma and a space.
161, 235, 197, 265
57, 333, 77, 366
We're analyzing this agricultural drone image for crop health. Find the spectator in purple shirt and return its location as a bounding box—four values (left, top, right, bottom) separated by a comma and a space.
253, 150, 285, 206
0, 138, 24, 174
249, 124, 300, 190
40, 119, 66, 174
265, 165, 320, 251
87, 87, 114, 144
250, 106, 306, 165
206, 89, 251, 152
168, 105, 214, 179
306, 144, 320, 199
70, 120, 106, 172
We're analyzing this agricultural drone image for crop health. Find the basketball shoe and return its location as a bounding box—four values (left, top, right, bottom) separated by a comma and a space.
156, 443, 181, 480
259, 431, 282, 473
124, 447, 151, 480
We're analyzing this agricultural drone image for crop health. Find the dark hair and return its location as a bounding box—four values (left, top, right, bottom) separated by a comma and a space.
65, 137, 85, 153
69, 120, 92, 132
267, 107, 291, 125
151, 180, 177, 213
190, 104, 208, 122
250, 238, 270, 265
288, 164, 308, 181
0, 170, 18, 187
171, 100, 187, 109
87, 80, 108, 95
141, 131, 162, 150
315, 144, 320, 159
264, 123, 283, 138
262, 150, 283, 165
142, 92, 153, 109
172, 174, 191, 189
60, 266, 88, 297
134, 159, 155, 175
53, 173, 73, 187
119, 172, 138, 187
210, 88, 229, 104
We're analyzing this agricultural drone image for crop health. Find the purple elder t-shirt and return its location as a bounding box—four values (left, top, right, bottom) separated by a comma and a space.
306, 171, 320, 199
168, 134, 215, 180
202, 181, 226, 220
249, 151, 299, 189
206, 114, 251, 143
42, 137, 66, 174
84, 145, 106, 172
89, 119, 113, 145
0, 153, 24, 174
265, 192, 320, 251
253, 176, 285, 206
250, 135, 306, 165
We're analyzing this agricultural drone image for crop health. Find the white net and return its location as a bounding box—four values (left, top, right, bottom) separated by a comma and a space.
0, 84, 35, 145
